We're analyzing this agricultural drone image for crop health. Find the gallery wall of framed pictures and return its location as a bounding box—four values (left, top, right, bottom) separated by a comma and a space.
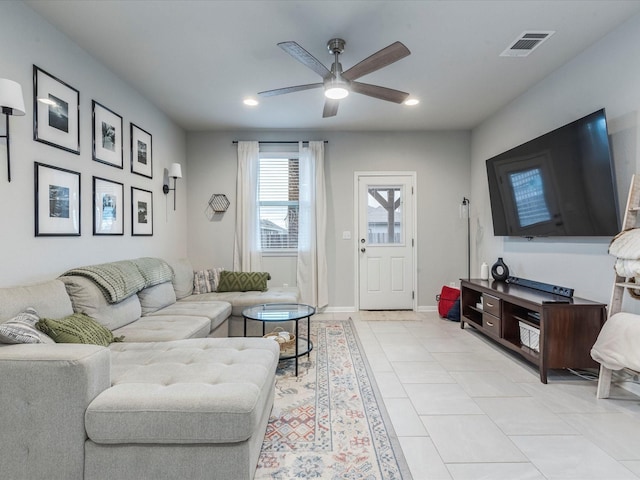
32, 64, 157, 238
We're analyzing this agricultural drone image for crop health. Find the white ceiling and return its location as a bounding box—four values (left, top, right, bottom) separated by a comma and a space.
24, 0, 640, 132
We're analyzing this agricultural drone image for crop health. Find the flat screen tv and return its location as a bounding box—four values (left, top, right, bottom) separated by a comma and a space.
486, 109, 620, 237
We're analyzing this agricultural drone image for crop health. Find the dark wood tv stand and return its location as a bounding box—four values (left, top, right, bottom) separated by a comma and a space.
460, 279, 606, 383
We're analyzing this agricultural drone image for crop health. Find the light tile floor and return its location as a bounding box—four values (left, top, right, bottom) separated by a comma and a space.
314, 310, 640, 480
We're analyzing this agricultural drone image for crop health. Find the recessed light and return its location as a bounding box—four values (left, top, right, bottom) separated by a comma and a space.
404, 98, 420, 106
243, 98, 259, 106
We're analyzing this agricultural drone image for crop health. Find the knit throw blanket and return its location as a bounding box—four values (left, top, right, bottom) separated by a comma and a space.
61, 258, 174, 304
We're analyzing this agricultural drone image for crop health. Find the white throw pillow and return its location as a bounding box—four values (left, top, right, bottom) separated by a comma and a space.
193, 268, 224, 295
0, 307, 54, 344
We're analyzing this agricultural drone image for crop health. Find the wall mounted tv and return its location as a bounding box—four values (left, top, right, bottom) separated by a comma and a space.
486, 109, 620, 237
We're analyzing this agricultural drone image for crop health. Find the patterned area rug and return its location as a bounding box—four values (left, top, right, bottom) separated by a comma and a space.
255, 319, 412, 480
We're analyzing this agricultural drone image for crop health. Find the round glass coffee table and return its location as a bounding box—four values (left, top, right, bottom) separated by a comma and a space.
242, 303, 315, 376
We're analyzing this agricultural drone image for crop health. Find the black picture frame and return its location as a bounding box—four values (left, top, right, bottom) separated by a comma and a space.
93, 176, 124, 235
35, 162, 81, 236
33, 65, 80, 155
92, 101, 123, 169
131, 186, 153, 236
130, 123, 152, 178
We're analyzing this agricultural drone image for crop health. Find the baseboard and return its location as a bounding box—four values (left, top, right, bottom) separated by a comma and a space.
321, 306, 437, 313
322, 306, 358, 313
417, 305, 437, 313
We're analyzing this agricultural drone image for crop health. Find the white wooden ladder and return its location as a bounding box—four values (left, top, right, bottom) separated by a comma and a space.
596, 174, 640, 398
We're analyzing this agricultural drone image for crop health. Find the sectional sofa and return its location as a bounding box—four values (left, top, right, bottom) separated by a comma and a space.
0, 257, 300, 480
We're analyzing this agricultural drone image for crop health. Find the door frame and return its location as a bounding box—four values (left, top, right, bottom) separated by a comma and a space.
353, 171, 418, 311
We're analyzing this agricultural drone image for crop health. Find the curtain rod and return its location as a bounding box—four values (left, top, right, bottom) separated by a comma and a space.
232, 140, 328, 145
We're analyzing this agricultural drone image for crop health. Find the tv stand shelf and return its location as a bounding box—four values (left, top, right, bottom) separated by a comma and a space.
460, 279, 606, 383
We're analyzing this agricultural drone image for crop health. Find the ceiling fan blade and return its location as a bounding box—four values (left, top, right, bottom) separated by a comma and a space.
350, 82, 410, 104
323, 98, 339, 118
342, 41, 411, 81
278, 41, 333, 79
258, 83, 323, 97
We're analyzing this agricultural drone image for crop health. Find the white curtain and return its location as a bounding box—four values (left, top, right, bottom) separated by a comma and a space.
233, 141, 262, 272
297, 141, 328, 308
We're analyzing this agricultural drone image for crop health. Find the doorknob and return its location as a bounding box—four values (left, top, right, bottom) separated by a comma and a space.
361, 247, 366, 253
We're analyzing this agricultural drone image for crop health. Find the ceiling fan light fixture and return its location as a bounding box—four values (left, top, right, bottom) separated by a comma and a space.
324, 86, 349, 100
404, 98, 420, 106
243, 98, 259, 106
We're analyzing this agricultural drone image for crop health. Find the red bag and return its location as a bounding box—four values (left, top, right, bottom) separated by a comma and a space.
436, 286, 460, 318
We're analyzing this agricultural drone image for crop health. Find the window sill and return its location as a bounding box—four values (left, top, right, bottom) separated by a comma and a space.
262, 250, 298, 257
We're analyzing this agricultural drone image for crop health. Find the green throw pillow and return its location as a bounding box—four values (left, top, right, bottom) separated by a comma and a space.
36, 313, 123, 347
216, 271, 270, 292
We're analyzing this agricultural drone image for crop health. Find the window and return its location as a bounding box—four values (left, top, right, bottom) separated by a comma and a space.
508, 167, 552, 228
258, 156, 299, 251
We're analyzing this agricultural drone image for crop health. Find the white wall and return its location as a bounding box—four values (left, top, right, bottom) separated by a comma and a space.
0, 2, 187, 287
471, 13, 640, 305
187, 129, 471, 311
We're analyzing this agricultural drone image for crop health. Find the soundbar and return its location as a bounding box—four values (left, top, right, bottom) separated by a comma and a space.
506, 276, 574, 298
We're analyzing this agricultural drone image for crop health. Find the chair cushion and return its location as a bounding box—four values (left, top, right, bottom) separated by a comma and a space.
0, 279, 73, 322
137, 282, 176, 315
112, 315, 211, 342
180, 287, 300, 317
146, 301, 231, 333
86, 338, 279, 444
60, 275, 141, 331
166, 258, 195, 300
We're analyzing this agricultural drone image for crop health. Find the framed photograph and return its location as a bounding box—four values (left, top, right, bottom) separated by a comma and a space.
33, 65, 80, 155
34, 162, 81, 236
92, 101, 123, 168
131, 186, 153, 236
130, 123, 152, 178
93, 177, 124, 235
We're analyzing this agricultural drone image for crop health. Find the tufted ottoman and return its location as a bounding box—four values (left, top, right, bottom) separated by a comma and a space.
84, 337, 279, 480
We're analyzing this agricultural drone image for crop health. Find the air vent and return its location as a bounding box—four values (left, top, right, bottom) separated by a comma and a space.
500, 31, 555, 57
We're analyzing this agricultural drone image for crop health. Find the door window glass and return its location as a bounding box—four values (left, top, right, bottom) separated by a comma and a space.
367, 186, 403, 244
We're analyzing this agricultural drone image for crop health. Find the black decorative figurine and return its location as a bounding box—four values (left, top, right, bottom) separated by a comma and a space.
491, 257, 509, 281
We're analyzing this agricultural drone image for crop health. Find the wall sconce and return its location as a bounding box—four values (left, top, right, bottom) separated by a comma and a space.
0, 79, 26, 182
162, 162, 182, 210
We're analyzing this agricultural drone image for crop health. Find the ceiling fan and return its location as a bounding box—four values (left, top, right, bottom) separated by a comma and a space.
258, 38, 411, 118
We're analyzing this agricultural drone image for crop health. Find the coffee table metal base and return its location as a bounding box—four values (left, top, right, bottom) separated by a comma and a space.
242, 303, 315, 376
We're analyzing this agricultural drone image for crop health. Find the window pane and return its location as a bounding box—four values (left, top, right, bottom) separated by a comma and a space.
509, 168, 552, 228
367, 186, 403, 244
259, 158, 299, 249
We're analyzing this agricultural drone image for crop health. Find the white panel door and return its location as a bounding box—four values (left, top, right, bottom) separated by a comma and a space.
358, 174, 415, 310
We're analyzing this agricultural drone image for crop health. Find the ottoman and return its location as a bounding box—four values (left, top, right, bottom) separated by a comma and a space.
84, 337, 279, 480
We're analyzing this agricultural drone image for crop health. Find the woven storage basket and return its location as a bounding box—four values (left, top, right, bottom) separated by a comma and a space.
263, 327, 296, 351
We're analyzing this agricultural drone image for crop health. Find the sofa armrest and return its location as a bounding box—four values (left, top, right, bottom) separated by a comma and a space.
0, 343, 111, 480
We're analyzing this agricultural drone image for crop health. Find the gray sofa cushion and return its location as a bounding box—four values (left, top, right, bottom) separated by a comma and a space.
112, 315, 211, 342
60, 276, 142, 331
86, 338, 279, 444
146, 301, 231, 332
137, 282, 176, 315
179, 287, 300, 316
0, 279, 73, 321
167, 258, 194, 300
